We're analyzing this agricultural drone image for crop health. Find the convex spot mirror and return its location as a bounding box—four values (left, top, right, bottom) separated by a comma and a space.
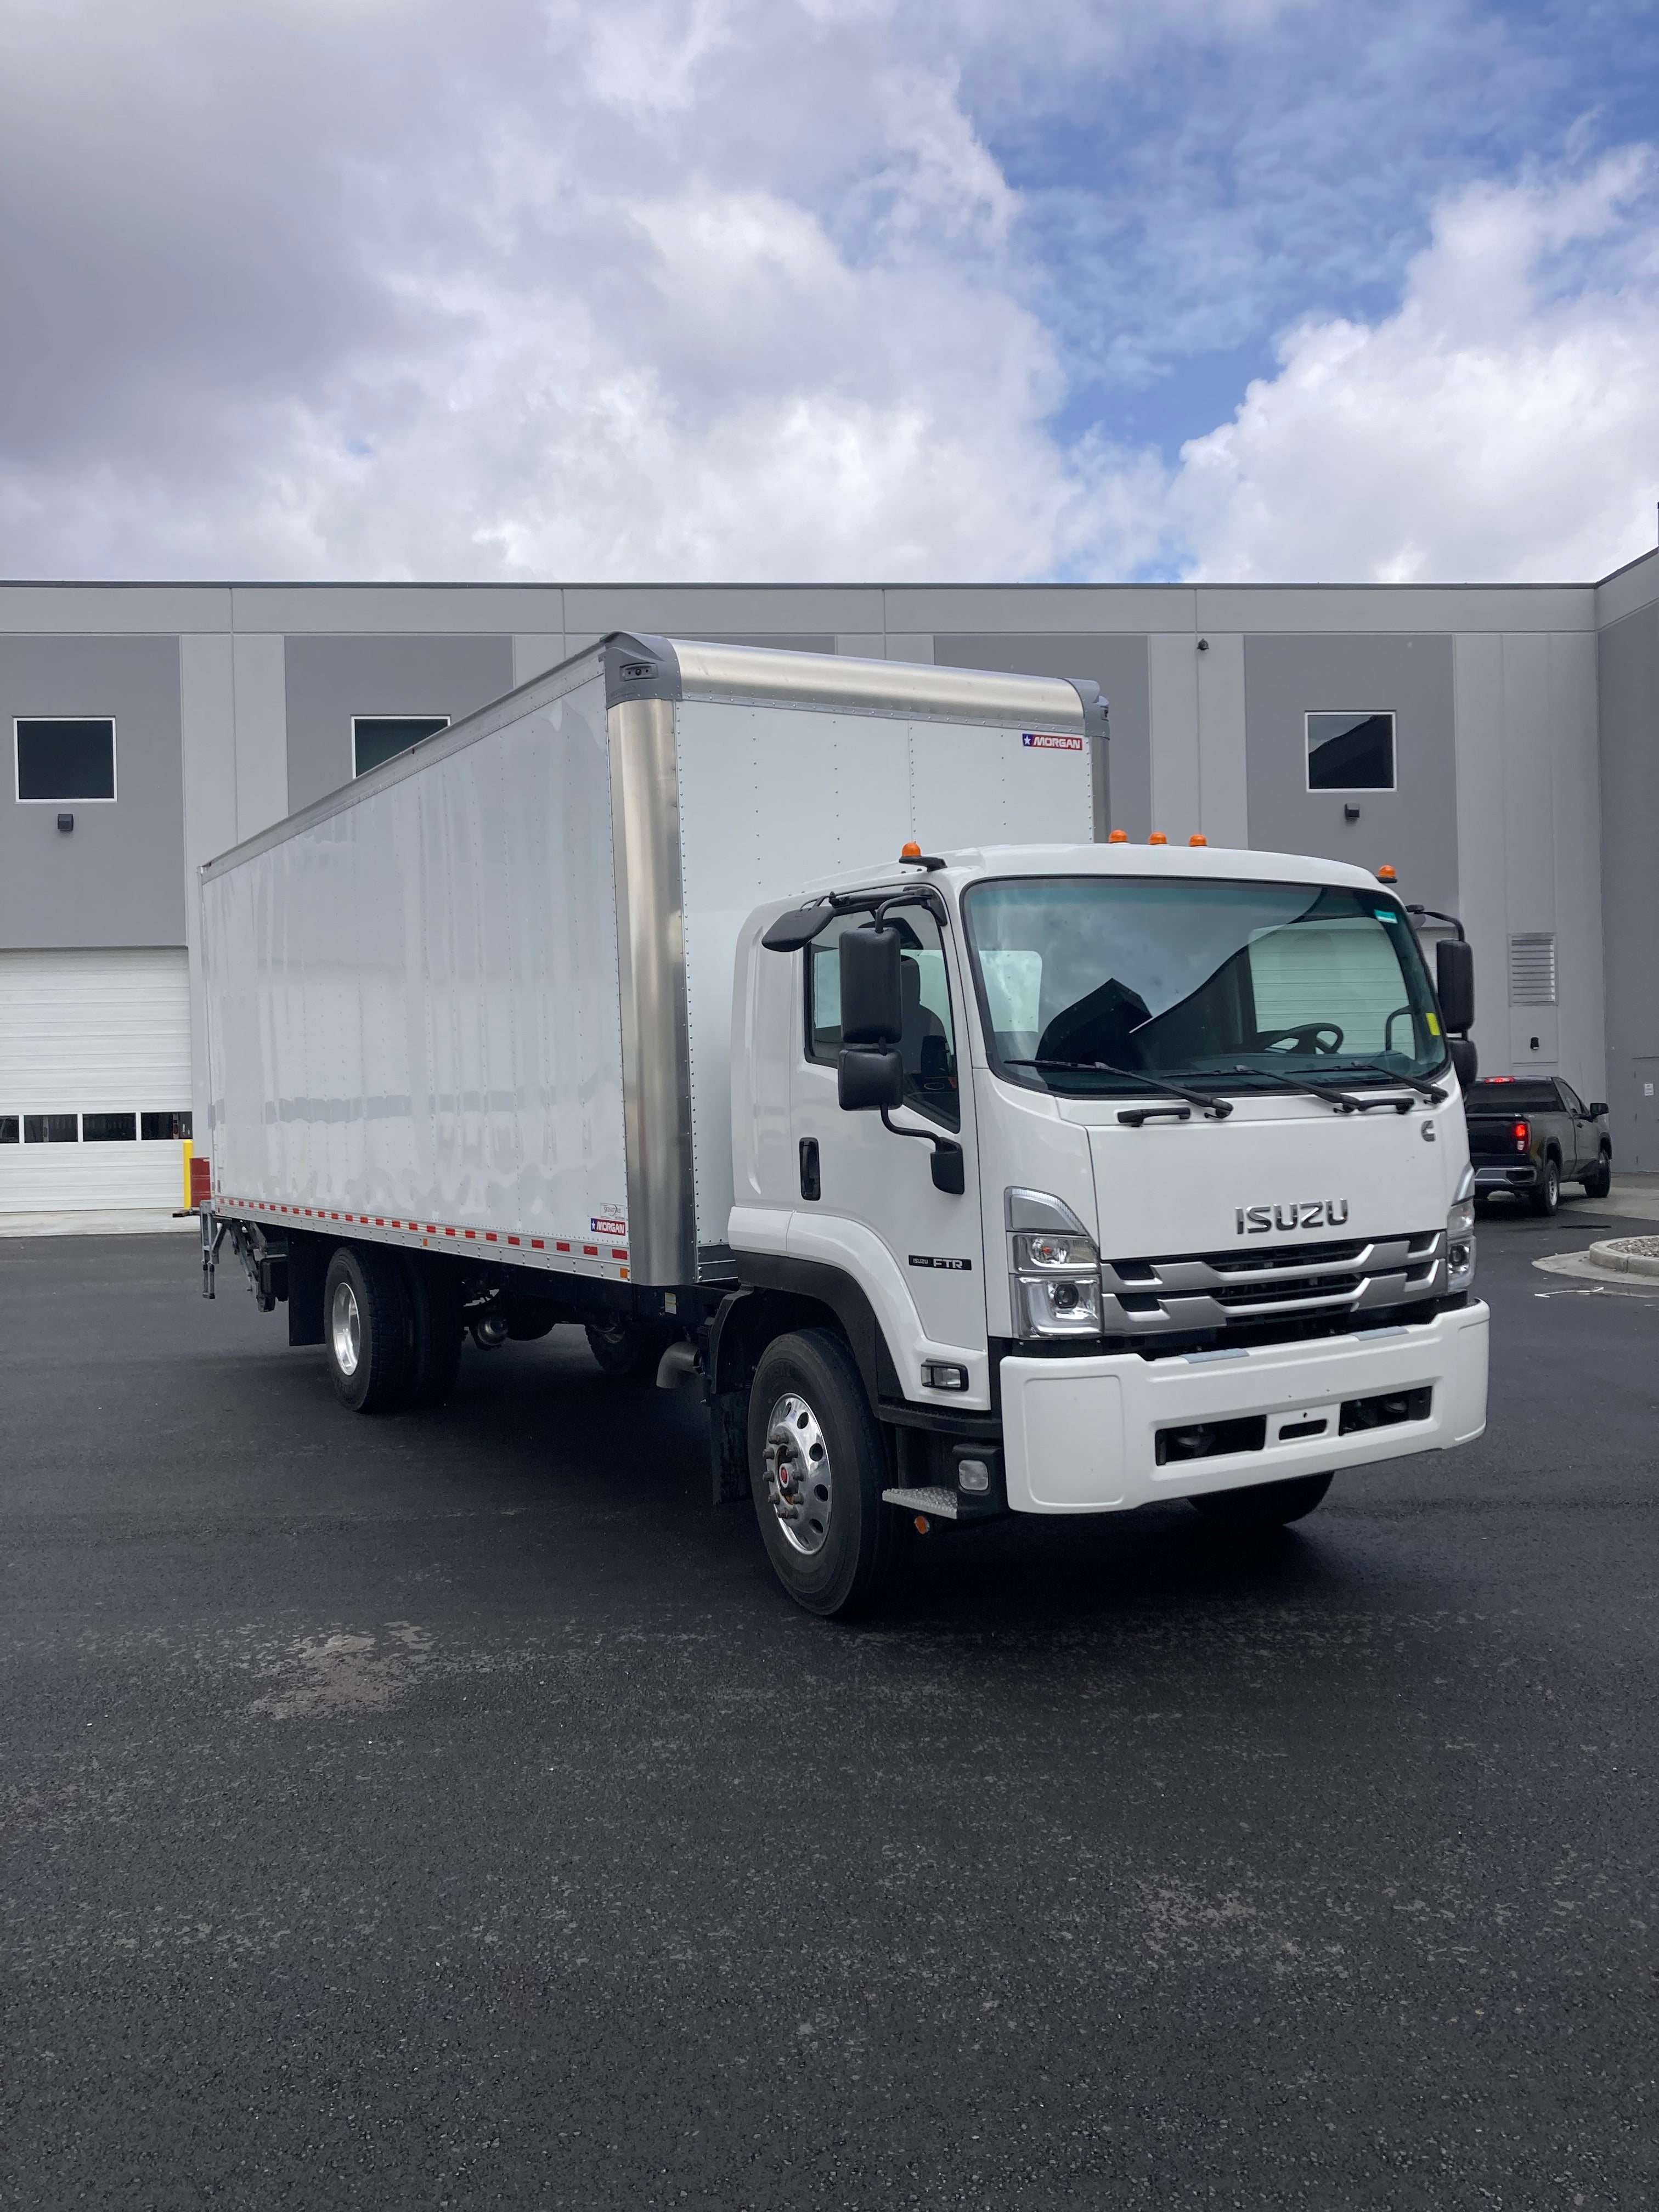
838, 1047, 904, 1112
1447, 1037, 1479, 1091
839, 923, 904, 1046
1436, 938, 1475, 1037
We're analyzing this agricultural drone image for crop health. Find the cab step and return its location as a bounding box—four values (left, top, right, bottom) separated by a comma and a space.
882, 1485, 960, 1521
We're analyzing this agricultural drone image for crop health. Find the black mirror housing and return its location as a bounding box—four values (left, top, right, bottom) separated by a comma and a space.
1589, 1102, 1609, 1120
839, 925, 904, 1045
838, 1047, 904, 1112
1436, 938, 1475, 1037
1447, 1036, 1479, 1091
761, 905, 832, 952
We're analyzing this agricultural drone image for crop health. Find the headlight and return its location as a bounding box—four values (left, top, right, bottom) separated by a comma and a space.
1446, 1197, 1476, 1293
1007, 1188, 1102, 1339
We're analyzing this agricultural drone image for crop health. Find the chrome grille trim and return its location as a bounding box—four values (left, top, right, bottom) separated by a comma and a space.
1099, 1231, 1445, 1334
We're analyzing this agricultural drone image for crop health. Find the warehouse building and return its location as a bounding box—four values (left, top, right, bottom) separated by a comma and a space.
2, 552, 1656, 1209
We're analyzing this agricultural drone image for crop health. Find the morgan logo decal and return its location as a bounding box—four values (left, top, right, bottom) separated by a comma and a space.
1022, 731, 1084, 753
1235, 1200, 1350, 1235
590, 1215, 628, 1237
909, 1254, 973, 1271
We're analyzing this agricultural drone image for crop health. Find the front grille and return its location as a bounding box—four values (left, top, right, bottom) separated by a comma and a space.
1100, 1230, 1443, 1336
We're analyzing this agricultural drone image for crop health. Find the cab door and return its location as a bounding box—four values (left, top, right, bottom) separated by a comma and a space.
1557, 1081, 1591, 1175
791, 902, 988, 1389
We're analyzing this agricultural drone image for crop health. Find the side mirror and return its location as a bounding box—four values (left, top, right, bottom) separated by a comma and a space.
839, 924, 904, 1045
838, 1047, 904, 1112
1436, 938, 1475, 1037
1448, 1036, 1479, 1091
1589, 1102, 1609, 1120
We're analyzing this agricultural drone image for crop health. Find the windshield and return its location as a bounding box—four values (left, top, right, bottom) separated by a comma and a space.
962, 874, 1447, 1096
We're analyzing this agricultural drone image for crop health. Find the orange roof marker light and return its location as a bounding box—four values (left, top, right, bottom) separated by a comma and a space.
1149, 831, 1168, 845
900, 840, 921, 858
1376, 863, 1398, 882
1107, 829, 1129, 844
1189, 833, 1207, 847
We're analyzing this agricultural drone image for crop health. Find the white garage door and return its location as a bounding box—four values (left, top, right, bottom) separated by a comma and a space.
0, 949, 193, 1212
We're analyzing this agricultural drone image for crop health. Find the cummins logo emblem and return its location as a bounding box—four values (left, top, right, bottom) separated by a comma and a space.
1235, 1200, 1350, 1235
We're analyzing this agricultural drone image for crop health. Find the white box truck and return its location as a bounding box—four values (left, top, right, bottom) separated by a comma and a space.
199, 635, 1489, 1616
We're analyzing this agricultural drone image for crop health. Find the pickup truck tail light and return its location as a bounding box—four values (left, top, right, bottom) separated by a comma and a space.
1511, 1119, 1530, 1152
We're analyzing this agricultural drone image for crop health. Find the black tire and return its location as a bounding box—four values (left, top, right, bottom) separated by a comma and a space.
400, 1254, 463, 1408
323, 1244, 413, 1412
1189, 1470, 1333, 1530
584, 1317, 669, 1380
747, 1329, 894, 1618
1581, 1150, 1612, 1199
1528, 1155, 1561, 1216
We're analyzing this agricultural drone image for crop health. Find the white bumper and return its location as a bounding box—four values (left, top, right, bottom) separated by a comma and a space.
1001, 1302, 1489, 1514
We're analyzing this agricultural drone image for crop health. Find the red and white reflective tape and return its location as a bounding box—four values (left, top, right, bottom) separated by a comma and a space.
213, 1195, 630, 1280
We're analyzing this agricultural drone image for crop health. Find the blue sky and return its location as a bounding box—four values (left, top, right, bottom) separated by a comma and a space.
2, 0, 1656, 583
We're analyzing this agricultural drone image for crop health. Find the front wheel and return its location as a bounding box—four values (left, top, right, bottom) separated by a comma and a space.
1581, 1150, 1612, 1199
1528, 1156, 1561, 1216
1189, 1470, 1333, 1530
748, 1330, 893, 1618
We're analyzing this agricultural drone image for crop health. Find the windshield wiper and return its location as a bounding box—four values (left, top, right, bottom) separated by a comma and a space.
1324, 1059, 1447, 1103
1003, 1059, 1234, 1121
1226, 1063, 1392, 1115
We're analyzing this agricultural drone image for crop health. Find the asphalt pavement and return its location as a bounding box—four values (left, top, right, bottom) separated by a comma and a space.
2, 1196, 1655, 2209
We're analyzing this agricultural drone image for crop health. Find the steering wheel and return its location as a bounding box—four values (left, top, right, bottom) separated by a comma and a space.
1256, 1023, 1344, 1054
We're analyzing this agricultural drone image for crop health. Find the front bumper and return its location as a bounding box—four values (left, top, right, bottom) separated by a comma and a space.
1473, 1164, 1537, 1190
1000, 1301, 1489, 1514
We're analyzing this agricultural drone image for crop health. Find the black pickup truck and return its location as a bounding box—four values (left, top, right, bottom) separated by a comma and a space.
1465, 1078, 1611, 1214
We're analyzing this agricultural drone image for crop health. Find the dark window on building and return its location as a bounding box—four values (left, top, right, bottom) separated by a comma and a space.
141, 1110, 193, 1141
1306, 712, 1394, 792
24, 1114, 78, 1143
15, 718, 117, 801
352, 715, 449, 777
0, 1116, 18, 1143
83, 1112, 138, 1142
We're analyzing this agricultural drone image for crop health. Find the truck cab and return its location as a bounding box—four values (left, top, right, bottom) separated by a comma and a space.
716, 840, 1489, 1613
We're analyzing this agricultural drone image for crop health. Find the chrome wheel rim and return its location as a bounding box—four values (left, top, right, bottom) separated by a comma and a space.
331, 1279, 362, 1379
763, 1392, 833, 1556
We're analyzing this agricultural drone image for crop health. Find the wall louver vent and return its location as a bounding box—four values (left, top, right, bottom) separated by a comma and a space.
1508, 933, 1558, 1007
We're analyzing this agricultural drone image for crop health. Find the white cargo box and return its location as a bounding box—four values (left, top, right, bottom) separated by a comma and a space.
200, 635, 1105, 1289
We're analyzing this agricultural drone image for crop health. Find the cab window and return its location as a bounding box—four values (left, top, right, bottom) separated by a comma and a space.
806, 907, 960, 1130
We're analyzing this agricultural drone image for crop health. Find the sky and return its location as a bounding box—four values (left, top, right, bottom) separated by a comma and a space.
2, 0, 1657, 584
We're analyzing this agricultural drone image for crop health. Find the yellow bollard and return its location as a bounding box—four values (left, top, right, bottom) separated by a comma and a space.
182, 1137, 194, 1211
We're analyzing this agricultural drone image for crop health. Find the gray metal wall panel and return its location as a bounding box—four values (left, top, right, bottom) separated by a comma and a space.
1243, 634, 1458, 912
284, 633, 515, 813
0, 635, 185, 947
932, 631, 1150, 840
1597, 602, 1659, 1167
696, 634, 836, 655
1595, 548, 1659, 630
563, 586, 883, 633
1198, 586, 1594, 635
0, 585, 232, 634
233, 585, 560, 633
885, 586, 1195, 633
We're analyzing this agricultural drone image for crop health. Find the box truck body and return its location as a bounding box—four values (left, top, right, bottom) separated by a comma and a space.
200, 635, 1488, 1616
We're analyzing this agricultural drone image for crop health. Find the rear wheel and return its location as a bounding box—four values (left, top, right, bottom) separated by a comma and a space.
1581, 1149, 1612, 1199
324, 1244, 412, 1412
399, 1254, 463, 1408
748, 1329, 893, 1618
1528, 1155, 1561, 1216
1189, 1470, 1333, 1530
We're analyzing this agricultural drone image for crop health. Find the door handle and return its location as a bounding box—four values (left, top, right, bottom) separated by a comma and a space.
799, 1137, 821, 1202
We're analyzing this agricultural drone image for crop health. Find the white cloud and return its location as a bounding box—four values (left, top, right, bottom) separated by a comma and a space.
1173, 151, 1659, 581
0, 2, 1654, 583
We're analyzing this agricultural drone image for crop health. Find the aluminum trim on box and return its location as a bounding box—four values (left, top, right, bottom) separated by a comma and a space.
608, 695, 697, 1286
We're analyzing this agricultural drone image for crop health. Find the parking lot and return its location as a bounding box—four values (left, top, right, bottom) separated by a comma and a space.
3, 1195, 1656, 2210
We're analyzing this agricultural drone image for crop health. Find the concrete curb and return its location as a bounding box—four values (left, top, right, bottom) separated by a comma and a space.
1532, 1249, 1659, 1294
1587, 1236, 1659, 1278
